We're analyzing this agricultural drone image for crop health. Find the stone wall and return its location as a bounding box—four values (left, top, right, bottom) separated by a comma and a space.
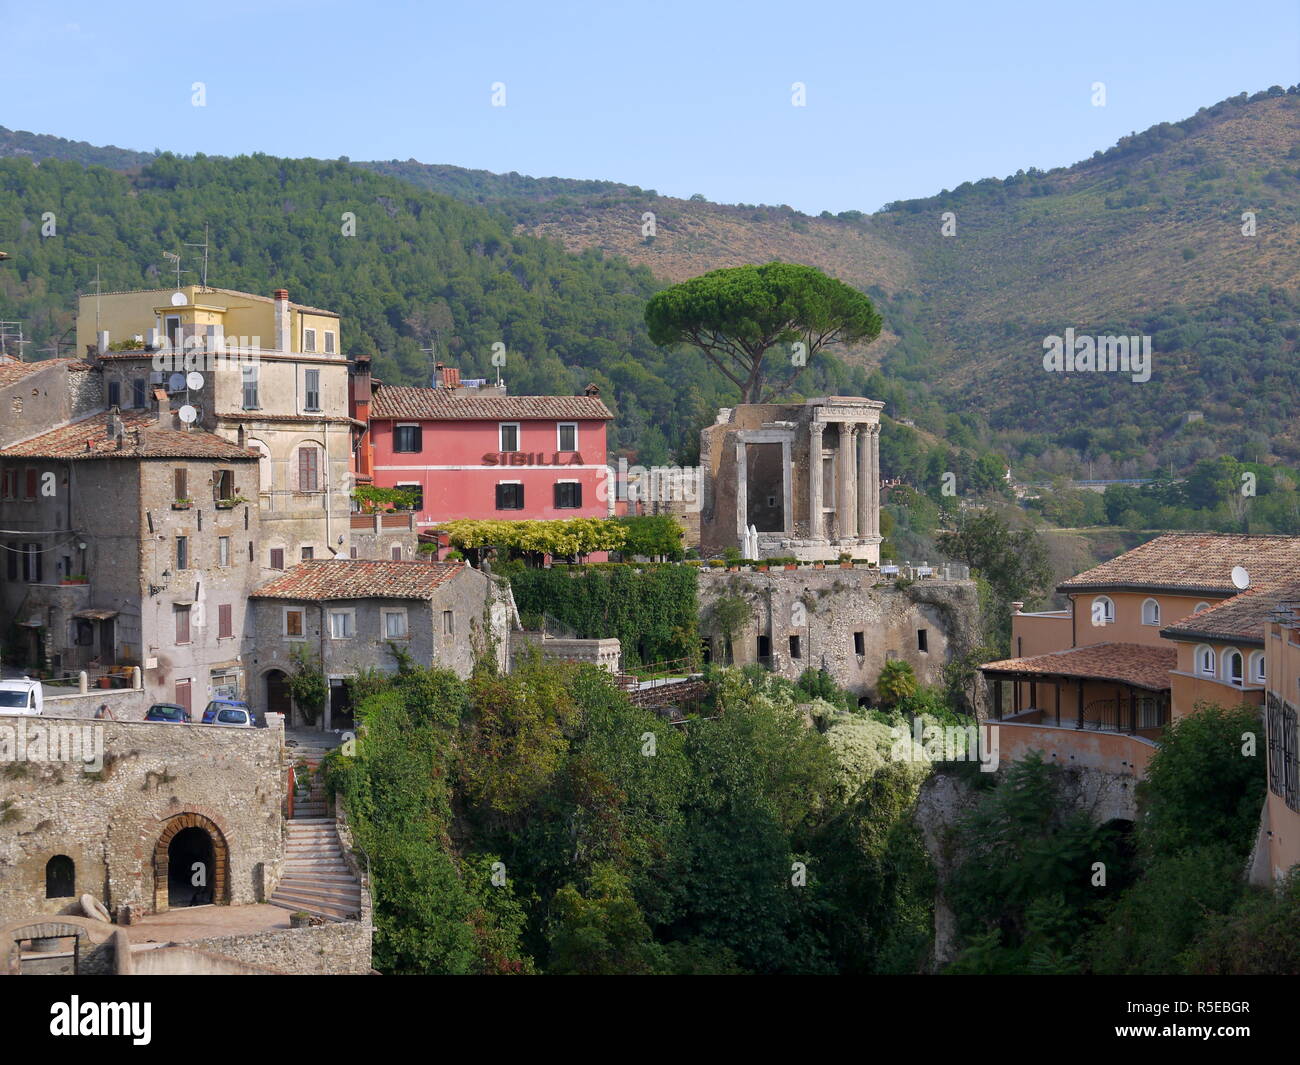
147, 919, 372, 975
44, 686, 152, 720
510, 632, 621, 672
0, 717, 284, 926
698, 568, 983, 704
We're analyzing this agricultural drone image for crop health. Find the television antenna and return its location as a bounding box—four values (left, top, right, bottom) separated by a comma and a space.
0, 321, 30, 361
184, 224, 210, 291
162, 250, 190, 290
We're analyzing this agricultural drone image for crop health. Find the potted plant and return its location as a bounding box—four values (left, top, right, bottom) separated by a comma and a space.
171, 498, 192, 510
813, 561, 826, 570
839, 552, 854, 569
215, 495, 247, 510
290, 911, 313, 928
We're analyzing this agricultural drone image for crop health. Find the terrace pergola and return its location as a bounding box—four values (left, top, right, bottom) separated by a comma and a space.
980, 642, 1174, 735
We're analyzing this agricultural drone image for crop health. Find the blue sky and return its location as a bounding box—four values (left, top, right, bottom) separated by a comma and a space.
2, 0, 1297, 214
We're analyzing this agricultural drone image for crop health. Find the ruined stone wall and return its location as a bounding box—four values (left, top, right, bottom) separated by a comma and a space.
0, 718, 283, 926
698, 568, 983, 703
164, 919, 372, 975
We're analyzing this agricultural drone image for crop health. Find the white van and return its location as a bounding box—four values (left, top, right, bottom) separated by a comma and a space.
0, 678, 44, 716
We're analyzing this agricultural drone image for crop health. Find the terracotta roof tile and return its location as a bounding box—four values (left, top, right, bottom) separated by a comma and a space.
1058, 533, 1300, 594
250, 559, 467, 601
980, 642, 1176, 690
371, 384, 613, 422
1160, 583, 1300, 645
0, 410, 258, 461
0, 358, 91, 387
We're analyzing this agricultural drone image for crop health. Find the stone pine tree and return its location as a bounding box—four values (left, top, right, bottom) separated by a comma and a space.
644, 262, 882, 403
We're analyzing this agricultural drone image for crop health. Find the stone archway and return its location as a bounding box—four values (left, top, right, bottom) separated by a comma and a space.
152, 813, 230, 913
1, 918, 98, 975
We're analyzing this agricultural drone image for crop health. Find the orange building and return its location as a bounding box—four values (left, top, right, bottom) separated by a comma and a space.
980, 534, 1300, 878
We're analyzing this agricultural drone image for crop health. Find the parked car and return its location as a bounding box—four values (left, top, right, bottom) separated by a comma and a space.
201, 698, 254, 728
144, 703, 190, 723
0, 678, 43, 716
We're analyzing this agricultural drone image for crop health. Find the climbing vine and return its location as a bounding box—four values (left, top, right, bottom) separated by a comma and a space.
508, 564, 698, 665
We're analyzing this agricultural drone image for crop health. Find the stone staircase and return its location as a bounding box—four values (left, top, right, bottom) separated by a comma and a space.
270, 819, 364, 922
272, 737, 363, 923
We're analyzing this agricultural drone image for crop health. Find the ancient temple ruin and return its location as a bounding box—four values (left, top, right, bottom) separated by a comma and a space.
699, 397, 884, 562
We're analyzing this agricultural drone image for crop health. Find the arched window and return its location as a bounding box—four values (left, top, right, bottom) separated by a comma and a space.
248, 438, 272, 493
1092, 596, 1115, 626
1194, 602, 1210, 614
45, 855, 75, 898
1196, 645, 1216, 677
1225, 649, 1244, 687
1141, 598, 1161, 625
1249, 652, 1266, 685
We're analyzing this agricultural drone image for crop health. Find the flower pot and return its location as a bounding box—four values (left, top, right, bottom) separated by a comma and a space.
813, 563, 825, 570
757, 565, 769, 572
97, 677, 112, 689
840, 562, 854, 569
784, 564, 798, 571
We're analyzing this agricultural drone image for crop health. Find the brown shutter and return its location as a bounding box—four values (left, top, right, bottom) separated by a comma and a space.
218, 603, 232, 638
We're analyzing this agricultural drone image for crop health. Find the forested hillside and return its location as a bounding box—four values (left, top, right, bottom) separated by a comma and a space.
0, 153, 871, 462
5, 84, 1298, 481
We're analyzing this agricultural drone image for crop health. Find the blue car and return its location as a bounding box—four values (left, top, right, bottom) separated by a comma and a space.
145, 703, 190, 723
201, 697, 258, 727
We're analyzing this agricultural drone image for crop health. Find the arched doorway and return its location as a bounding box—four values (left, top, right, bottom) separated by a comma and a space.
152, 813, 229, 912
167, 827, 215, 907
266, 668, 291, 722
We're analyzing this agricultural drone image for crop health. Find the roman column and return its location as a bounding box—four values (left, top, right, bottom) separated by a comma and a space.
870, 423, 881, 536
808, 422, 824, 539
735, 440, 748, 548
839, 425, 857, 539
858, 422, 873, 538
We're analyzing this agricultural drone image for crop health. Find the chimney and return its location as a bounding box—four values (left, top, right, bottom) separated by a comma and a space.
106, 407, 123, 445
441, 366, 460, 389
97, 330, 110, 355
273, 289, 290, 352
584, 382, 601, 397
1011, 601, 1025, 615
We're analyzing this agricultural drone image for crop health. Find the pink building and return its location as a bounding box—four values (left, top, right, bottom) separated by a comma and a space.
352, 362, 614, 530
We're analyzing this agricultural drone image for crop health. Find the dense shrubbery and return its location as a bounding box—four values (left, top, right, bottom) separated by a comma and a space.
325, 654, 940, 974
508, 563, 698, 664
944, 703, 1269, 974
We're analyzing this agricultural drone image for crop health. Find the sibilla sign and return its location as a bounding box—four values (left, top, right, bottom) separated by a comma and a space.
482, 452, 587, 466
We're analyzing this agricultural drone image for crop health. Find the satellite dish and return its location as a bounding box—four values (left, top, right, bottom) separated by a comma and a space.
1231, 566, 1251, 590
170, 292, 187, 307
186, 371, 204, 390
178, 405, 197, 424
167, 372, 186, 392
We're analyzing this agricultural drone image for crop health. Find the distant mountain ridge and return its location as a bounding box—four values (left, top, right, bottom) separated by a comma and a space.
3, 83, 1299, 478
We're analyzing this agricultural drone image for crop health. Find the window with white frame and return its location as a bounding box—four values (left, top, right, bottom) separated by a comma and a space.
1141, 598, 1160, 625
1194, 601, 1210, 614
303, 327, 317, 352
1196, 645, 1216, 676
499, 422, 520, 452
329, 609, 355, 639
324, 330, 336, 355
1251, 651, 1266, 684
557, 422, 578, 452
382, 609, 408, 639
1226, 649, 1244, 687
1091, 596, 1115, 625
554, 480, 582, 509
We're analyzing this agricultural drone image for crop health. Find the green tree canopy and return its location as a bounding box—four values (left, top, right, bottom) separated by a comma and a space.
644, 262, 882, 402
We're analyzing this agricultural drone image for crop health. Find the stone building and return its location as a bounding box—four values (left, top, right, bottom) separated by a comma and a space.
0, 405, 263, 713
0, 356, 102, 448
699, 396, 884, 562
78, 286, 356, 570
0, 718, 282, 927
246, 559, 514, 728
697, 567, 982, 704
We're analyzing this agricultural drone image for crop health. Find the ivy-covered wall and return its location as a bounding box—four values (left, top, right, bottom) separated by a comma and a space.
508, 565, 699, 665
